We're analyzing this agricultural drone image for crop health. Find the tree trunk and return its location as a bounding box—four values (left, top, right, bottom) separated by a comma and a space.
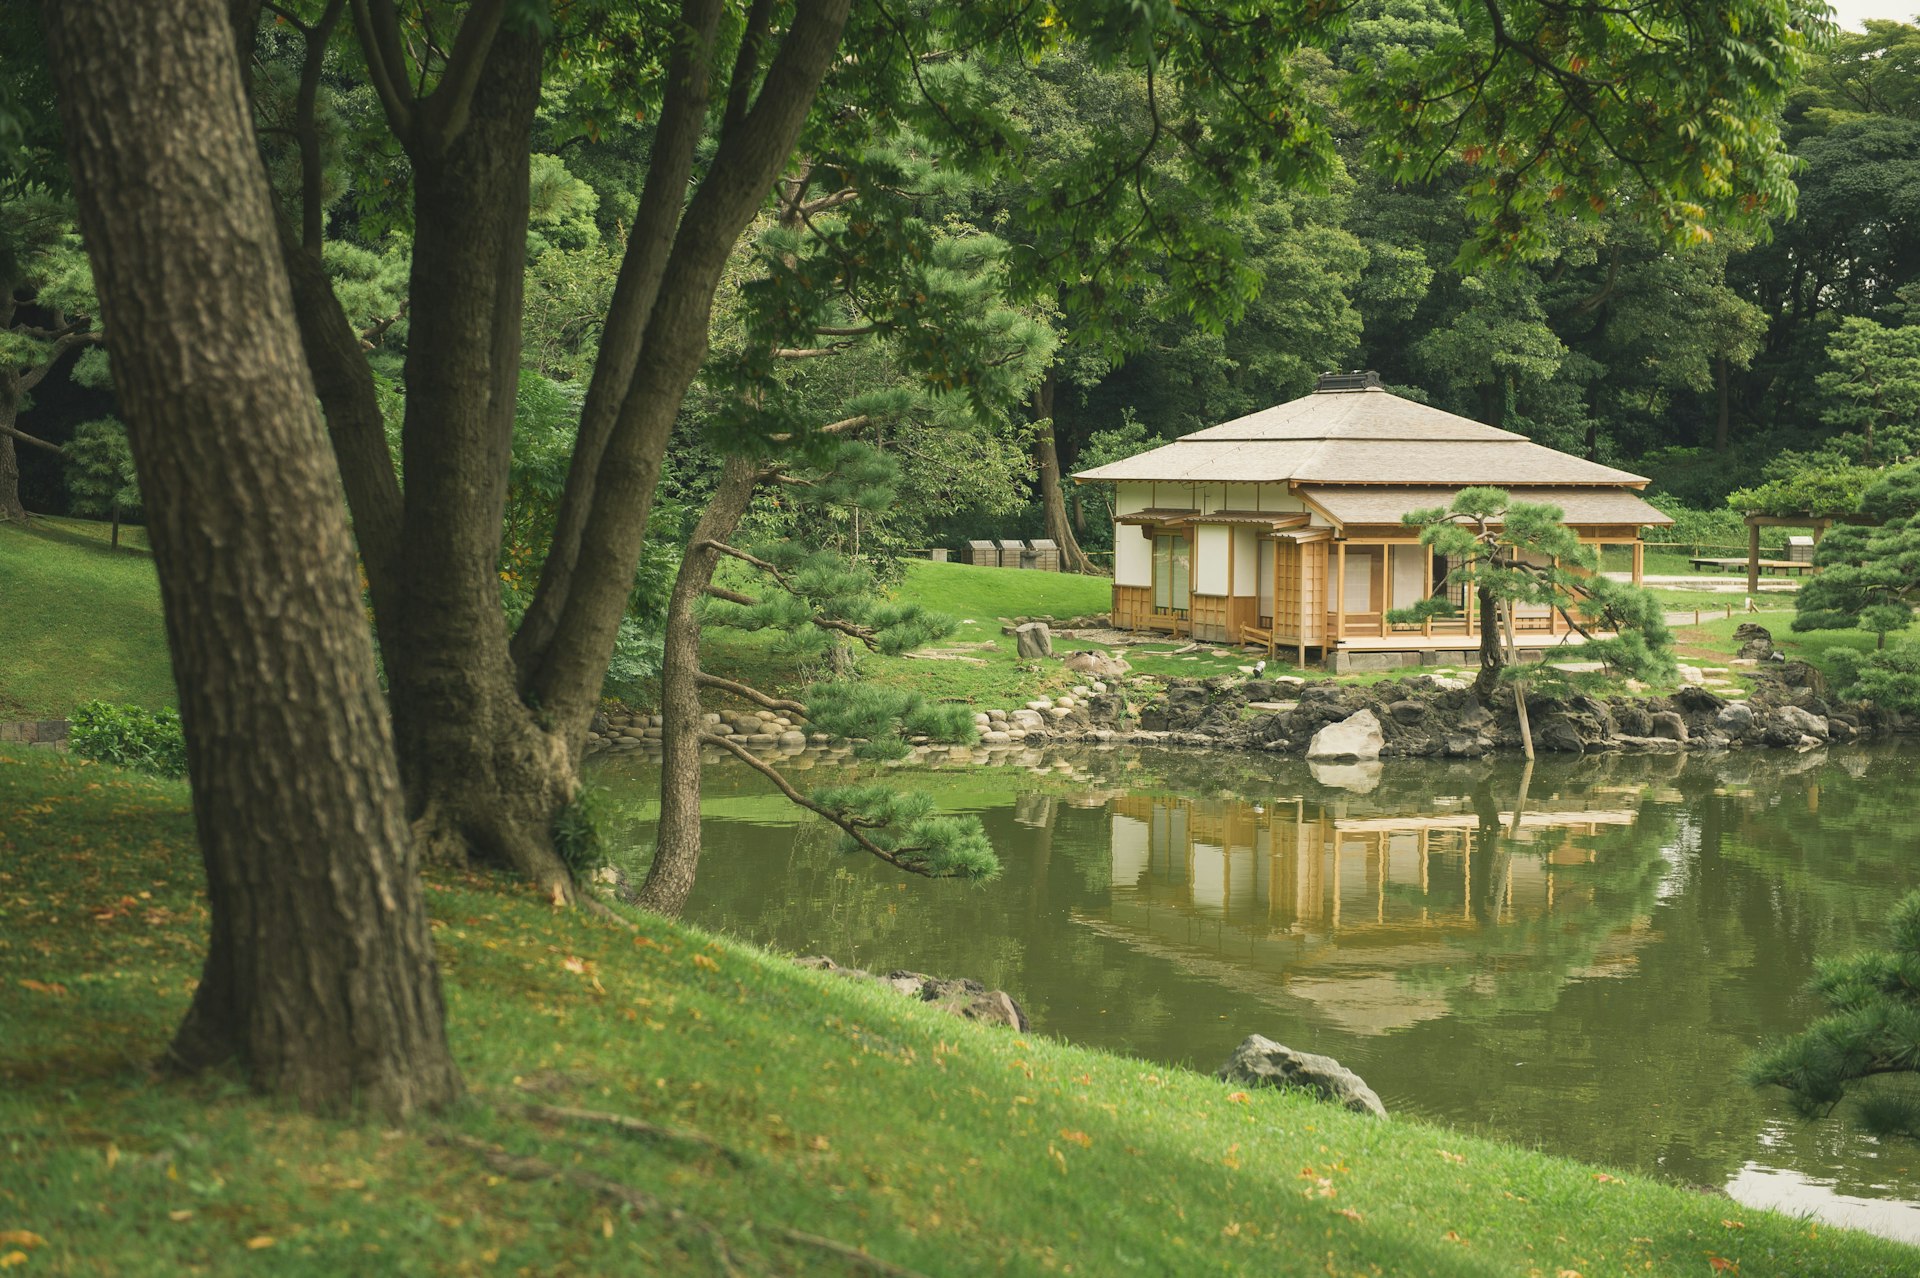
1714, 356, 1731, 454
636, 455, 762, 916
45, 0, 460, 1117
0, 407, 24, 523
1474, 581, 1504, 699
377, 31, 581, 899
1032, 372, 1096, 574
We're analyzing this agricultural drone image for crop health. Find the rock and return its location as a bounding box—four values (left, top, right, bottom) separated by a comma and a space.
1533, 717, 1586, 753
979, 730, 1012, 746
1386, 699, 1426, 726
1677, 664, 1705, 686
1716, 702, 1756, 735
1216, 1034, 1386, 1118
1735, 622, 1776, 661
1014, 621, 1054, 659
1776, 704, 1829, 740
777, 730, 808, 748
1649, 711, 1688, 743
884, 971, 1030, 1031
1777, 661, 1828, 695
1307, 709, 1384, 762
1009, 709, 1045, 731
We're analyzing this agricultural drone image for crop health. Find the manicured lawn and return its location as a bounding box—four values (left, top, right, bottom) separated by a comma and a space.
0, 516, 173, 719
4, 746, 1915, 1275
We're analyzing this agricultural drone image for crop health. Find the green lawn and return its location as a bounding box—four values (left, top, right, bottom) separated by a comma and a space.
4, 746, 1914, 1276
0, 516, 173, 719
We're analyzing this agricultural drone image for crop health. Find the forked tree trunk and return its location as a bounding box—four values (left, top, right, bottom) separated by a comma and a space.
637, 455, 763, 916
1032, 372, 1096, 574
45, 0, 460, 1118
1473, 581, 1504, 700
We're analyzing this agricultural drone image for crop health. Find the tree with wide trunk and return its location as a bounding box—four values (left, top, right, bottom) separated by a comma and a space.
43, 0, 460, 1117
0, 193, 99, 523
238, 0, 1812, 906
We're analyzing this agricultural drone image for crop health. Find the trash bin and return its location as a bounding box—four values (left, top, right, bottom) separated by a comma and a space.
1029, 538, 1059, 572
968, 539, 1001, 567
998, 538, 1028, 569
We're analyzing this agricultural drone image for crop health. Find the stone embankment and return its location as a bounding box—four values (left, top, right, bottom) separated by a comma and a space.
584, 625, 1900, 763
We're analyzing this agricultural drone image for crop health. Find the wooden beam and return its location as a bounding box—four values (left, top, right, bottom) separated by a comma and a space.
1297, 544, 1308, 667
1748, 521, 1761, 596
1422, 543, 1434, 637
1335, 541, 1347, 644
1631, 540, 1644, 588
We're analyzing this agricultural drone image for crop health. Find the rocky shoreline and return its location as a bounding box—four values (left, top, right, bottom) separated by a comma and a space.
586, 624, 1901, 765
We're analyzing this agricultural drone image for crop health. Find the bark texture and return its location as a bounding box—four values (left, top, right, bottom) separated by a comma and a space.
0, 409, 24, 523
1032, 373, 1096, 574
44, 0, 460, 1117
636, 456, 764, 916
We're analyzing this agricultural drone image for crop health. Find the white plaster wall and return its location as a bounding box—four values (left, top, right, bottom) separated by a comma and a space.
1391, 545, 1425, 610
1257, 539, 1276, 613
1114, 522, 1152, 587
1113, 483, 1152, 587
1232, 526, 1258, 596
1196, 524, 1231, 595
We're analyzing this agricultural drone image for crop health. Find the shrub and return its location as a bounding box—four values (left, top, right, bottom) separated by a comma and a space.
1830, 642, 1920, 715
69, 701, 187, 778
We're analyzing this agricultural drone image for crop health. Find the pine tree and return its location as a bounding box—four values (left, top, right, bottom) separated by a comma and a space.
1750, 891, 1920, 1139
1387, 487, 1674, 754
62, 415, 138, 547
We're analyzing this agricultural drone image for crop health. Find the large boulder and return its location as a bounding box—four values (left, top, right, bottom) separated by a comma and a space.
1776, 704, 1829, 741
1307, 709, 1384, 761
1062, 649, 1130, 680
795, 957, 1030, 1031
1216, 1035, 1387, 1118
1014, 621, 1054, 659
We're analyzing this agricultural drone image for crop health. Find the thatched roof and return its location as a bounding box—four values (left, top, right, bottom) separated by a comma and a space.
1073, 387, 1650, 488
1296, 486, 1674, 529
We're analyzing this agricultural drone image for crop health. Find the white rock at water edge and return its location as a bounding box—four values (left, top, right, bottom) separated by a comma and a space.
1306, 709, 1385, 762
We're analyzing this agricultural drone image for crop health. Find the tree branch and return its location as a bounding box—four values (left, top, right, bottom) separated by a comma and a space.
417, 0, 509, 146
292, 0, 346, 253
18, 330, 100, 393
695, 671, 807, 716
349, 0, 416, 140
722, 0, 776, 132
0, 423, 64, 454
701, 733, 947, 877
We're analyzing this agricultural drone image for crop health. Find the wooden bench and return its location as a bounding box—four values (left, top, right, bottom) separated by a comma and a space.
1688, 556, 1815, 576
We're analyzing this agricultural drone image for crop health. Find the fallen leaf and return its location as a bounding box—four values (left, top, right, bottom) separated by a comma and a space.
1721, 1219, 1745, 1230
17, 979, 66, 997
1558, 1270, 1583, 1278
245, 1236, 276, 1250
1443, 1230, 1468, 1246
1436, 1149, 1466, 1165
1592, 1172, 1618, 1183
1220, 1221, 1242, 1238
167, 1210, 194, 1223
1226, 1091, 1250, 1104
0, 1235, 44, 1250
1707, 1258, 1738, 1274
691, 953, 718, 971
1057, 1129, 1092, 1148
1337, 1208, 1363, 1223
0, 1253, 26, 1270
561, 956, 587, 974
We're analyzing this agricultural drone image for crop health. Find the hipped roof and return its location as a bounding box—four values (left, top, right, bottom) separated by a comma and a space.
1073, 387, 1650, 488
1296, 486, 1674, 529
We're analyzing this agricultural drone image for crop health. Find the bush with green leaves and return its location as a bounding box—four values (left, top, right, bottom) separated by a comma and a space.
68, 700, 186, 778
1791, 463, 1920, 648
1825, 643, 1920, 715
1750, 891, 1920, 1139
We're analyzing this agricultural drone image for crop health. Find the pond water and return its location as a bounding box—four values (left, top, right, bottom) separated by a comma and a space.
591, 743, 1920, 1245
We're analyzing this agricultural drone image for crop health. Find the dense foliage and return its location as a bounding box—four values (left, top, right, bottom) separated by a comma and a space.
67, 700, 186, 778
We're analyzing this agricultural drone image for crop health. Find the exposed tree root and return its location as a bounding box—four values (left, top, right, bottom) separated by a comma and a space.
519, 1099, 749, 1167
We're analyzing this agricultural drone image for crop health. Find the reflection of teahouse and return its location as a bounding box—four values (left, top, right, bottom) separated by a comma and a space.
1089, 794, 1651, 1035
1072, 371, 1674, 671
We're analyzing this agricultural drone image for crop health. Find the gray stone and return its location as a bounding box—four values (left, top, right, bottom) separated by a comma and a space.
1015, 621, 1054, 659
1386, 699, 1426, 725
1306, 709, 1385, 762
1650, 711, 1689, 743
979, 730, 1012, 746
1777, 704, 1829, 740
777, 730, 808, 748
1062, 649, 1130, 680
1716, 702, 1756, 734
1216, 1034, 1386, 1118
1009, 709, 1045, 732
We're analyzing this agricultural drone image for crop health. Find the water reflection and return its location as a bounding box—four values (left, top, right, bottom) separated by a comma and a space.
592, 744, 1920, 1245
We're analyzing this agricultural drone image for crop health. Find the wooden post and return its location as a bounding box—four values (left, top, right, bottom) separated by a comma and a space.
1631, 539, 1644, 588
1382, 545, 1394, 634
1334, 541, 1347, 644
1422, 543, 1434, 637
1297, 543, 1308, 668
1747, 520, 1761, 596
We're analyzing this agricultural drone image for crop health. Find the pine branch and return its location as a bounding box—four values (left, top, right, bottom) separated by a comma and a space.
695, 671, 807, 716
0, 423, 63, 455
700, 733, 948, 876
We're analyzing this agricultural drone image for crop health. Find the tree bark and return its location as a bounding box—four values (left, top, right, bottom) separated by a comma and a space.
1474, 581, 1504, 700
374, 30, 584, 898
45, 0, 460, 1117
0, 383, 25, 524
1032, 372, 1096, 574
636, 455, 763, 916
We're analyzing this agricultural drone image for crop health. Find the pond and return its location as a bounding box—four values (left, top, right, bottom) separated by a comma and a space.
591, 743, 1920, 1244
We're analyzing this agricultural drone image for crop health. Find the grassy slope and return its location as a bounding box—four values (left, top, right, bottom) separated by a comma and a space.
0, 517, 172, 719
3, 747, 1913, 1276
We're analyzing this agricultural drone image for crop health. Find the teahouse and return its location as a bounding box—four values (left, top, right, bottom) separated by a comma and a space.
1071, 372, 1673, 670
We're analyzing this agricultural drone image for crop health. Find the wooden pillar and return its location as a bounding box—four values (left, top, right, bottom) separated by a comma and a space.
1334, 541, 1347, 644
1382, 544, 1394, 634
1296, 543, 1308, 668
1747, 520, 1761, 596
1422, 543, 1434, 637
1631, 539, 1644, 588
